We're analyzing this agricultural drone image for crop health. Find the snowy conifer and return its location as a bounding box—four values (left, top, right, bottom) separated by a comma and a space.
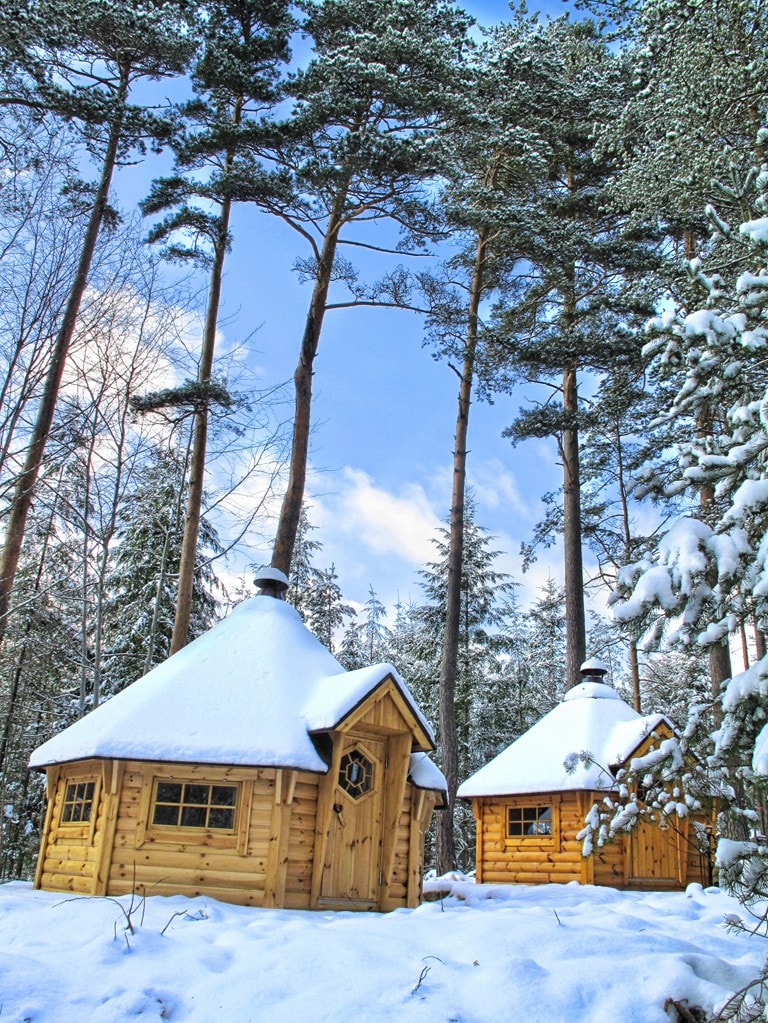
266, 0, 474, 574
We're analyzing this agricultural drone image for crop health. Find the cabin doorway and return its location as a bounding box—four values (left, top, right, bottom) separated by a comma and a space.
627, 817, 683, 888
318, 733, 385, 909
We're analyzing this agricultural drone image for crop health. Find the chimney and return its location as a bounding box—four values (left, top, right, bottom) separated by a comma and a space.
580, 658, 609, 684
254, 566, 289, 600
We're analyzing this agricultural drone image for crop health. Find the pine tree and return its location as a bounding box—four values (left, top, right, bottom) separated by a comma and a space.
141, 0, 293, 653
524, 577, 568, 713
612, 132, 768, 867
494, 17, 660, 688
337, 619, 366, 671
593, 0, 768, 266
0, 479, 82, 879
362, 586, 389, 663
417, 498, 517, 869
423, 7, 555, 872
285, 506, 323, 619
103, 445, 222, 693
302, 564, 355, 654
267, 0, 474, 574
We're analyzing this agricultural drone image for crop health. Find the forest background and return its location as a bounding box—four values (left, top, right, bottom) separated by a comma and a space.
1, 0, 768, 935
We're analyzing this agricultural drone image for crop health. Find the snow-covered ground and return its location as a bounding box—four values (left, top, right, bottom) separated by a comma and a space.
1, 878, 765, 1022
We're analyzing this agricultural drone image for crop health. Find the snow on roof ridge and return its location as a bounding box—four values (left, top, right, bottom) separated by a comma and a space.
562, 681, 622, 703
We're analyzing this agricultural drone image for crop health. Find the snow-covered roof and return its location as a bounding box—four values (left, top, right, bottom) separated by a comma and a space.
457, 681, 671, 798
409, 752, 448, 795
29, 597, 438, 777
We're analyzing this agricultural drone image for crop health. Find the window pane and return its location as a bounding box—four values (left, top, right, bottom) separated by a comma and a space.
180, 805, 207, 828
156, 782, 181, 803
61, 779, 96, 826
508, 805, 552, 839
151, 780, 238, 831
153, 804, 179, 826
208, 808, 235, 829
211, 786, 236, 807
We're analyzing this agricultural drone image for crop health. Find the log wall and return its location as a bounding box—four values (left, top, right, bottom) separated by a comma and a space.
473, 793, 587, 885
36, 760, 107, 895
471, 789, 715, 890
36, 758, 440, 910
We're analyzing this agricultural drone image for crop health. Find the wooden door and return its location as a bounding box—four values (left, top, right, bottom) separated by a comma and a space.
319, 734, 385, 909
627, 817, 683, 888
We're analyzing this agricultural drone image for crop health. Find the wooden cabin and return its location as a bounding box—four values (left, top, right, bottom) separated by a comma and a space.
458, 665, 713, 890
29, 574, 445, 912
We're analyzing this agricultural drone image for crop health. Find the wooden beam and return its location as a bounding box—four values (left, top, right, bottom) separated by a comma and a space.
263, 770, 297, 908
92, 760, 124, 896
379, 732, 412, 910
34, 767, 59, 890
406, 787, 427, 906
310, 734, 344, 909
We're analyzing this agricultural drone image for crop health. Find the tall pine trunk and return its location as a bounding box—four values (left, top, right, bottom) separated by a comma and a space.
169, 97, 243, 655
169, 199, 232, 654
698, 408, 731, 722
436, 227, 488, 874
271, 178, 350, 575
561, 360, 586, 688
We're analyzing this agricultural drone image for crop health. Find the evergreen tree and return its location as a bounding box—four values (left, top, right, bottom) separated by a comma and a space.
494, 18, 660, 688
267, 0, 474, 575
337, 619, 366, 671
362, 586, 389, 663
423, 8, 554, 872
417, 498, 517, 869
141, 0, 293, 653
590, 0, 768, 267
0, 482, 81, 879
285, 506, 323, 619
612, 134, 768, 885
302, 564, 355, 654
103, 445, 222, 693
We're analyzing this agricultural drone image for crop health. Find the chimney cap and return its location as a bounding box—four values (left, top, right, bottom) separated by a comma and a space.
580, 658, 609, 677
254, 566, 289, 596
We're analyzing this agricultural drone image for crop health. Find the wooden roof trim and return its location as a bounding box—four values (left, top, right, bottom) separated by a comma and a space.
310, 674, 434, 751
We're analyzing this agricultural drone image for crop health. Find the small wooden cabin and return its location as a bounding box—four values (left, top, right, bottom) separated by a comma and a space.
29, 579, 445, 911
458, 667, 712, 890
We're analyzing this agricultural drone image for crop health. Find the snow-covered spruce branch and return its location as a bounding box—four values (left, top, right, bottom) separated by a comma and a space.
565, 741, 713, 859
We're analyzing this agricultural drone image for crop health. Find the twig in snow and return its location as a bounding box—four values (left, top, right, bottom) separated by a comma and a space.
411, 956, 444, 995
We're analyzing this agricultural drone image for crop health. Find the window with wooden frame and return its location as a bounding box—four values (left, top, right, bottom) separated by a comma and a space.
60, 780, 97, 824
151, 781, 238, 831
135, 769, 253, 854
504, 797, 560, 847
57, 772, 102, 845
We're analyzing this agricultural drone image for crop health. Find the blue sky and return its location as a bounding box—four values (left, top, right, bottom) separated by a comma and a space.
126, 0, 583, 619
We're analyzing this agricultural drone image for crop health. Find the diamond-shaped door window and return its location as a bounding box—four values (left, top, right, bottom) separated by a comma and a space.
338, 748, 373, 799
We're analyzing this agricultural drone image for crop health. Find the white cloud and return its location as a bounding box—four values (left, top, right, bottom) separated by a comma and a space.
470, 457, 534, 517
314, 467, 442, 566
